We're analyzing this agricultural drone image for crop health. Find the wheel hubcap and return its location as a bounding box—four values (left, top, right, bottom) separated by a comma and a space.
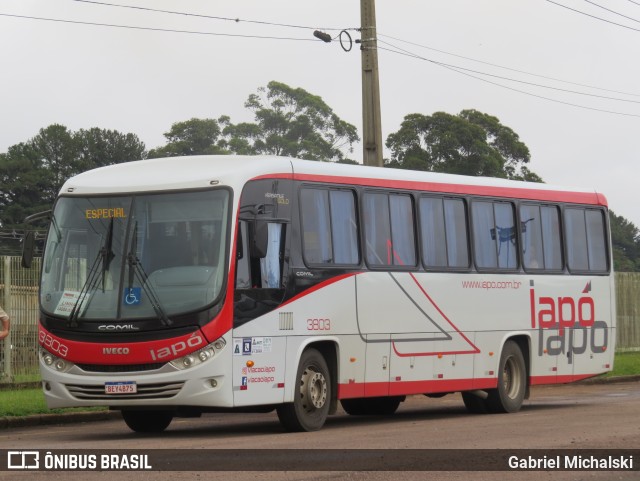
300, 367, 327, 411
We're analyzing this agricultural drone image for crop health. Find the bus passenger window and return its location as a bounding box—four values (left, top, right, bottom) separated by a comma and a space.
301, 187, 359, 266
585, 210, 607, 271
301, 189, 332, 264
390, 195, 416, 267
364, 193, 391, 266
329, 190, 359, 264
565, 208, 608, 272
364, 192, 415, 268
565, 208, 589, 271
420, 197, 469, 269
472, 201, 518, 270
521, 204, 562, 271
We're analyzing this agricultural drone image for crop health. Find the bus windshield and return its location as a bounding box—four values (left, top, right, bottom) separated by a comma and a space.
40, 189, 230, 321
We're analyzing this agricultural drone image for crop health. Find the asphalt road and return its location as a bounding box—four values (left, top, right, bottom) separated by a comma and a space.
1, 380, 638, 480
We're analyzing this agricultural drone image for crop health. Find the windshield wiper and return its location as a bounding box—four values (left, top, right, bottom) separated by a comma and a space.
67, 218, 115, 328
127, 222, 172, 327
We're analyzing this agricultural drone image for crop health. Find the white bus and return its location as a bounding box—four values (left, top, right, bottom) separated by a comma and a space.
28, 155, 615, 432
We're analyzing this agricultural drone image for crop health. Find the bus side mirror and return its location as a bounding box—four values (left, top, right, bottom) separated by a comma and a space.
22, 231, 36, 268
249, 220, 269, 259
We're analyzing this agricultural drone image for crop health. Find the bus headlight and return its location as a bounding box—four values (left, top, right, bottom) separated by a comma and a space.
39, 347, 73, 373
170, 338, 226, 371
43, 353, 54, 366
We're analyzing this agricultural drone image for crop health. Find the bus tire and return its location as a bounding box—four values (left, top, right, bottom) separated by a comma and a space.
121, 410, 173, 433
341, 396, 403, 416
486, 340, 527, 413
277, 348, 330, 432
461, 392, 489, 414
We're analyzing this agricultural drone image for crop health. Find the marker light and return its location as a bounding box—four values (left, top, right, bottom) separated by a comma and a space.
170, 337, 226, 371
39, 347, 73, 373
246, 360, 255, 368
183, 356, 195, 367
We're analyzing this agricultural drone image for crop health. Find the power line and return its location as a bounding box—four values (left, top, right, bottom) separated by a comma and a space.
0, 13, 319, 41
378, 32, 640, 98
377, 39, 640, 105
70, 0, 352, 31
3, 4, 637, 118
13, 3, 637, 102
582, 0, 640, 24
377, 44, 640, 119
545, 0, 640, 32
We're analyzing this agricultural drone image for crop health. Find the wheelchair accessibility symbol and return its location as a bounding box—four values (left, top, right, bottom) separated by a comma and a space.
123, 287, 142, 306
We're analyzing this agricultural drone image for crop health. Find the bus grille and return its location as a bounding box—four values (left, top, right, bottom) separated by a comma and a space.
65, 382, 184, 401
77, 363, 165, 373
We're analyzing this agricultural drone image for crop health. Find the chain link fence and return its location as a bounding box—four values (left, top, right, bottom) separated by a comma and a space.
1, 255, 639, 386
1, 256, 41, 385
616, 272, 640, 352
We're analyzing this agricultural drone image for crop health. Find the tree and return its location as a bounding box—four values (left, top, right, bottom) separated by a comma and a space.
385, 109, 542, 182
147, 118, 227, 158
76, 127, 147, 169
0, 124, 146, 232
609, 211, 640, 272
221, 81, 359, 162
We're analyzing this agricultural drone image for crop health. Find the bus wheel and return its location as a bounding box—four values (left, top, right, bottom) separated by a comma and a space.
341, 396, 403, 415
277, 348, 330, 432
461, 392, 488, 414
121, 410, 173, 433
486, 340, 526, 413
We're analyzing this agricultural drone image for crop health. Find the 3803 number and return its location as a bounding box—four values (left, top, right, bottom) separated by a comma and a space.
39, 331, 69, 357
307, 318, 331, 331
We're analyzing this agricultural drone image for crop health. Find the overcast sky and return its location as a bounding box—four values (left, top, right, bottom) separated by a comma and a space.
1, 0, 639, 227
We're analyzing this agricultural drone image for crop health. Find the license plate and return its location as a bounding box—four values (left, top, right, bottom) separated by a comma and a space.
104, 381, 137, 394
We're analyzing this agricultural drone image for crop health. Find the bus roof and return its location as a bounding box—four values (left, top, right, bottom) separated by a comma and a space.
60, 155, 607, 206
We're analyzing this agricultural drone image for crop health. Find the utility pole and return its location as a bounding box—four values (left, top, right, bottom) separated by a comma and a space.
360, 0, 383, 167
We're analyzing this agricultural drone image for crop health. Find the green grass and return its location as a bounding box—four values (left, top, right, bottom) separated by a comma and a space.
605, 351, 640, 377
0, 388, 106, 417
0, 352, 638, 418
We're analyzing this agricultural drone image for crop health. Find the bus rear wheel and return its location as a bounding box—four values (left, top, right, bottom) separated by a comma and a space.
121, 409, 173, 433
486, 340, 527, 413
277, 348, 331, 432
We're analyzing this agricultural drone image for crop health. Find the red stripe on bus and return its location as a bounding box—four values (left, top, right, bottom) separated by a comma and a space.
389, 274, 480, 357
279, 273, 359, 309
338, 377, 497, 399
338, 373, 603, 399
530, 374, 600, 385
38, 324, 208, 365
201, 205, 240, 343
252, 173, 607, 206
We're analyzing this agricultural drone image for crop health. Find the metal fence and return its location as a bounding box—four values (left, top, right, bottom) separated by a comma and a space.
1, 256, 640, 385
1, 256, 41, 384
615, 272, 640, 352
